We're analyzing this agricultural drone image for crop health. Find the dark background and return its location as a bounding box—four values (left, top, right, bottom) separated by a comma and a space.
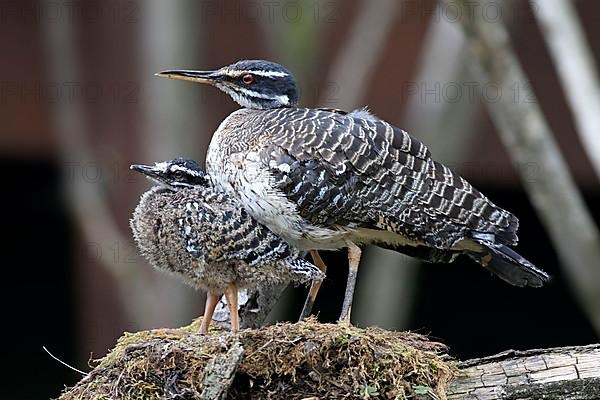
2, 0, 599, 398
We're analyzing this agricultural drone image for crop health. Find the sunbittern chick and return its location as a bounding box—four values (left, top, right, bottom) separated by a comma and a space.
157, 60, 549, 324
130, 159, 323, 334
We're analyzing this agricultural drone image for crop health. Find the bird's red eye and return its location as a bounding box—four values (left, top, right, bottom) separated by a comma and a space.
242, 74, 254, 84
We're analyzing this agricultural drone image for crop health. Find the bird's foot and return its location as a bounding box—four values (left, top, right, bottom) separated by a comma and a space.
337, 241, 361, 327
299, 279, 323, 321
199, 292, 221, 335
225, 283, 240, 333
298, 251, 328, 321
337, 308, 353, 326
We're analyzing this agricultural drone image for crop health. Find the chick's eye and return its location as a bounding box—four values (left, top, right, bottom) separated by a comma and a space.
242, 74, 254, 84
173, 171, 183, 179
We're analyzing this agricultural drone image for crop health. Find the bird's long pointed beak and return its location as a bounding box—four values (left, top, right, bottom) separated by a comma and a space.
130, 164, 161, 178
155, 69, 221, 84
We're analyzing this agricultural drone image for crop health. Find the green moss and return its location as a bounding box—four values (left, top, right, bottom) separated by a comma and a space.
59, 318, 457, 400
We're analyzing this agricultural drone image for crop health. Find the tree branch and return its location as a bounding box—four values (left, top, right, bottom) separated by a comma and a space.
440, 0, 600, 335
323, 0, 399, 110
448, 345, 600, 399
40, 0, 161, 328
533, 0, 600, 181
57, 322, 600, 399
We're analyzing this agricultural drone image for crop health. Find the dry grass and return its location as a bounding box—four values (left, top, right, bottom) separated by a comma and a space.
59, 318, 457, 399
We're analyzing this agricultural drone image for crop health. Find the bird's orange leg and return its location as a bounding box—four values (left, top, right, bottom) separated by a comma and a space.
199, 292, 220, 335
339, 241, 362, 325
225, 283, 240, 332
299, 250, 328, 321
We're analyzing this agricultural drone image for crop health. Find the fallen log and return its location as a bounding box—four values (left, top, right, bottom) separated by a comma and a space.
56, 319, 600, 399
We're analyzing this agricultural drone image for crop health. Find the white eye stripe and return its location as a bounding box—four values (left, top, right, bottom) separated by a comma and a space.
221, 68, 289, 78
170, 164, 204, 177
227, 85, 289, 105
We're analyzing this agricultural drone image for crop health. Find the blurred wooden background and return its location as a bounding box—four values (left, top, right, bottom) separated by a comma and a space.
1, 1, 599, 398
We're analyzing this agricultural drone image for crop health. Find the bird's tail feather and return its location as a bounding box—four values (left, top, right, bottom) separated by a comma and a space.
469, 239, 549, 287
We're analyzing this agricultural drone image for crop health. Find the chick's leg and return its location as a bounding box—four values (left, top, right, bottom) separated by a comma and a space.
339, 241, 361, 325
199, 292, 220, 335
299, 250, 328, 321
225, 283, 240, 332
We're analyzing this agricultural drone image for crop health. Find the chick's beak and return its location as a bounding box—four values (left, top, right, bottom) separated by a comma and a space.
130, 164, 161, 179
154, 69, 222, 84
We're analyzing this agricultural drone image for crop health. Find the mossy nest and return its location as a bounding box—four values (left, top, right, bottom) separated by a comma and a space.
59, 318, 457, 399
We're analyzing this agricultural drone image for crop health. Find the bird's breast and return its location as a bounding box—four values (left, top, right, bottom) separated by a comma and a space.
205, 108, 350, 250
209, 156, 347, 251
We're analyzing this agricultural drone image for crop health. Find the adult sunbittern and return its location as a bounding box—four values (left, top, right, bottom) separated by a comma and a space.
156, 60, 549, 324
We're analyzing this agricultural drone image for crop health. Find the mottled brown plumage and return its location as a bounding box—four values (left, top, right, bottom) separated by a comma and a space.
130, 159, 322, 333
